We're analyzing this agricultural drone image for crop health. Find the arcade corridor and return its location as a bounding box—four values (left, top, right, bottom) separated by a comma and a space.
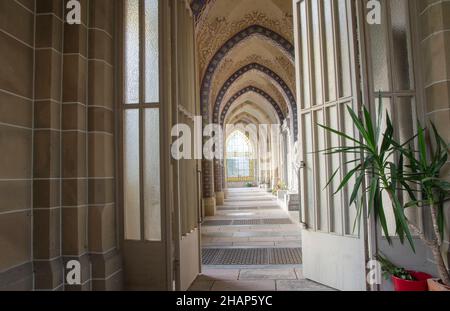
0, 0, 449, 292
190, 188, 332, 291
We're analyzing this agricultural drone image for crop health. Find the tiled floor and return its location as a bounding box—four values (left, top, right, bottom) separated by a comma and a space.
189, 188, 334, 291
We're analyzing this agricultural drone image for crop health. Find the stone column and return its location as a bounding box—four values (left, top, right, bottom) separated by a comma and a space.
214, 159, 224, 205
87, 0, 122, 291
202, 117, 216, 215
418, 0, 450, 268
202, 158, 216, 216
33, 0, 64, 290
61, 0, 91, 291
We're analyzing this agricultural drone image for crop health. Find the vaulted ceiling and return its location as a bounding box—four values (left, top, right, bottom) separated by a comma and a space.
192, 0, 296, 134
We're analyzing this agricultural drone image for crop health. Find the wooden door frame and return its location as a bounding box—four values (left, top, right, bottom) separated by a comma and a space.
115, 0, 175, 290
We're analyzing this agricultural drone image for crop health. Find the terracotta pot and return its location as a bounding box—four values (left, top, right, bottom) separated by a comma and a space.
427, 279, 450, 291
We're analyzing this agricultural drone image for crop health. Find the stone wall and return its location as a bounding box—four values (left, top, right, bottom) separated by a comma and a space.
0, 0, 121, 291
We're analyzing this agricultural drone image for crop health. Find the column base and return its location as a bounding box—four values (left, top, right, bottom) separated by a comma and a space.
215, 191, 225, 206
203, 197, 216, 216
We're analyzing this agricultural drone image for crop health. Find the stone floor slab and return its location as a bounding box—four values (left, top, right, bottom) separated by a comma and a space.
239, 268, 297, 280
276, 280, 335, 291
188, 280, 214, 291
211, 280, 276, 291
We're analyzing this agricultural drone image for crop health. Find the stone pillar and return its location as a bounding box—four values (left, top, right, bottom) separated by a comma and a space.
418, 0, 450, 268
87, 0, 122, 291
214, 159, 224, 205
221, 159, 227, 198
202, 117, 216, 215
33, 0, 64, 291
202, 158, 216, 216
61, 0, 91, 291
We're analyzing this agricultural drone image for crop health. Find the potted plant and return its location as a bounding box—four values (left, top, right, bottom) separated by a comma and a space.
272, 180, 288, 196
319, 98, 450, 291
377, 254, 432, 291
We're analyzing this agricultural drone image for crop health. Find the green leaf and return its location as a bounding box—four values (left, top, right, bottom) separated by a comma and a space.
334, 164, 361, 195
417, 123, 427, 167
347, 106, 375, 152
350, 173, 365, 207
364, 105, 376, 148
325, 167, 340, 190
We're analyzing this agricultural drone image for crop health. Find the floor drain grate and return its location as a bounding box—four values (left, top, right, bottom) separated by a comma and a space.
218, 206, 259, 211
270, 248, 302, 264
263, 218, 293, 225
203, 219, 293, 226
202, 248, 302, 265
202, 220, 233, 226
232, 219, 261, 225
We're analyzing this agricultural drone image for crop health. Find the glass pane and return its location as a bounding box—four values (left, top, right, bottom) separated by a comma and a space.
390, 0, 413, 91
144, 108, 161, 241
327, 105, 342, 234
324, 0, 336, 101
299, 1, 311, 108
311, 0, 323, 106
376, 98, 397, 237
145, 0, 160, 103
341, 102, 358, 235
337, 0, 351, 97
369, 1, 390, 92
125, 0, 140, 104
314, 109, 328, 231
395, 97, 418, 225
302, 113, 315, 228
124, 109, 141, 240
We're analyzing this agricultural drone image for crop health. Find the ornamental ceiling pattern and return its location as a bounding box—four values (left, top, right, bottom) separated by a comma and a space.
219, 74, 288, 116
195, 1, 294, 76
194, 0, 296, 139
211, 63, 298, 136
219, 86, 284, 126
209, 51, 295, 110
226, 95, 280, 122
226, 101, 275, 125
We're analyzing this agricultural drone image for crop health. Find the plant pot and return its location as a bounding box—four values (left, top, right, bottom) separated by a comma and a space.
392, 271, 433, 291
427, 279, 450, 291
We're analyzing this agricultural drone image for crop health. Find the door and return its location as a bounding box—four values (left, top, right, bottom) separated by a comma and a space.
118, 0, 173, 290
293, 0, 368, 291
357, 0, 430, 291
171, 0, 202, 291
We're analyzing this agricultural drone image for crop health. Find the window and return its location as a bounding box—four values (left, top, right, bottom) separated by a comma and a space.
123, 0, 161, 241
226, 131, 255, 182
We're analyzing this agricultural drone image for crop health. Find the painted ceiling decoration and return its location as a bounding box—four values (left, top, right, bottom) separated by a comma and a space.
195, 1, 294, 75
227, 106, 273, 127
219, 86, 285, 127
209, 52, 295, 111
200, 25, 294, 118
195, 0, 296, 139
220, 78, 289, 117
212, 63, 298, 137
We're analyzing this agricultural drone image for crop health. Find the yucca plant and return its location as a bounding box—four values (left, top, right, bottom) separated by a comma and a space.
319, 97, 450, 286
394, 123, 450, 285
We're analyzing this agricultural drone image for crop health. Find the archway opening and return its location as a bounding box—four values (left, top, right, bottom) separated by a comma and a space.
225, 130, 256, 188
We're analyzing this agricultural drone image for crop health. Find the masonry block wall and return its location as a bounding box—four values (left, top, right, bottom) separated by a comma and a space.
0, 0, 35, 290
0, 0, 121, 291
418, 0, 450, 269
